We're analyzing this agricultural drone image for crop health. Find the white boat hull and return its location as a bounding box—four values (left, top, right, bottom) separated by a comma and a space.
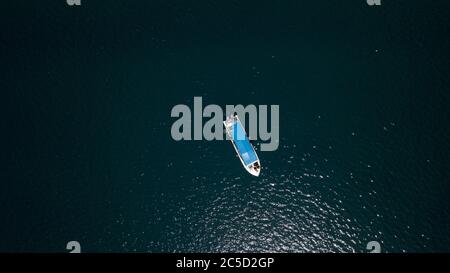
224, 115, 261, 177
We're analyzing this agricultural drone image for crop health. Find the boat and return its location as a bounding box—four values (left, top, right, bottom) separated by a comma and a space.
223, 114, 261, 176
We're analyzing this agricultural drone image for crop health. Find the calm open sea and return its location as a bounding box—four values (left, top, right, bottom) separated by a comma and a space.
1, 0, 449, 252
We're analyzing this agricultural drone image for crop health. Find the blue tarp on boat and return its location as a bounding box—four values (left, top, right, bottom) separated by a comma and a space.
232, 121, 258, 166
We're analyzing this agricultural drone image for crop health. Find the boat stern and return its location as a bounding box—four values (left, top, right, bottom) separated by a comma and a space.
246, 161, 261, 177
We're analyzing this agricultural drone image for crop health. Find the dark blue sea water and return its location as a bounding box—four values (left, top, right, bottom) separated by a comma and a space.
1, 0, 449, 252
